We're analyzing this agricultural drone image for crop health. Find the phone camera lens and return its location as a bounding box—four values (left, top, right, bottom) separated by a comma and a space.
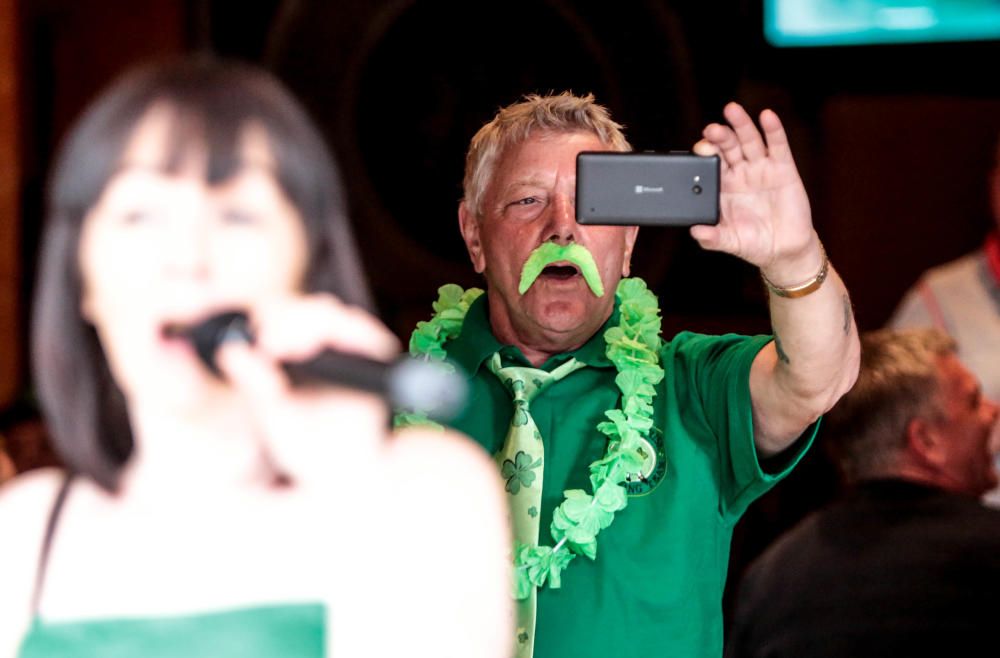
692, 185, 703, 195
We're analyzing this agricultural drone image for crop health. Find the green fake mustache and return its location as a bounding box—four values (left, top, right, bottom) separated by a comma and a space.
518, 242, 605, 298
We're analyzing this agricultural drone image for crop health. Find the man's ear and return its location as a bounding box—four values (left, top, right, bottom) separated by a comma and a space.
622, 225, 639, 277
459, 201, 486, 274
905, 416, 946, 468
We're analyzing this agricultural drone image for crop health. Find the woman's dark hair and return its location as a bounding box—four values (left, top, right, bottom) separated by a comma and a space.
32, 57, 373, 492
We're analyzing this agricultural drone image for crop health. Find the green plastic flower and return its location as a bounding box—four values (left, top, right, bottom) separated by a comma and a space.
512, 542, 576, 599
396, 285, 483, 428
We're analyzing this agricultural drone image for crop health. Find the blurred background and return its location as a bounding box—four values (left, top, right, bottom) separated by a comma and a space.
1, 0, 999, 629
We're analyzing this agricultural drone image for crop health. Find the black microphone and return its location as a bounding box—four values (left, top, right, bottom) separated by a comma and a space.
179, 311, 467, 421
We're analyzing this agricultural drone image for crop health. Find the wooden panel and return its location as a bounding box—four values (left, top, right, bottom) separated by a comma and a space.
819, 95, 1000, 329
0, 0, 22, 407
35, 0, 187, 150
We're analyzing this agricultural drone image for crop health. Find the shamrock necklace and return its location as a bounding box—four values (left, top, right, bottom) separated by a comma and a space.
395, 278, 665, 597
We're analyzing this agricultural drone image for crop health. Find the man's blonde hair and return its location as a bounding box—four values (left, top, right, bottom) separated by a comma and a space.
824, 328, 958, 483
462, 92, 631, 217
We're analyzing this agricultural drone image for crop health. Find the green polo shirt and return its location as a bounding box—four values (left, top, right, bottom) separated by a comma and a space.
446, 294, 816, 658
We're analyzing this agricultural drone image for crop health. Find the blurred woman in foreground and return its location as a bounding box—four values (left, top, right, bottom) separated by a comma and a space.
0, 58, 510, 658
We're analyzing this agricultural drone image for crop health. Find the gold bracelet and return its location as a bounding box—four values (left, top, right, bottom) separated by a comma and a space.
761, 244, 829, 299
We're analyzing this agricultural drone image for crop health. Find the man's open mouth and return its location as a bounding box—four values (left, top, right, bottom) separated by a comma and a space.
541, 263, 581, 280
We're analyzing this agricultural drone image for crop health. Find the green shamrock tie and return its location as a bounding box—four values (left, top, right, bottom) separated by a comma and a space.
487, 352, 585, 658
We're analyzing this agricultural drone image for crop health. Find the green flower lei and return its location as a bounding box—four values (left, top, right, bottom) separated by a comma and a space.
395, 278, 665, 598
393, 284, 485, 429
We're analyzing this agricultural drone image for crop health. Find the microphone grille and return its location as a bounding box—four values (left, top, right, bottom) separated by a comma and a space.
389, 358, 467, 421
186, 311, 253, 376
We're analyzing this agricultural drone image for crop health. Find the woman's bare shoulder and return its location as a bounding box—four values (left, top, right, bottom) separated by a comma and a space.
0, 467, 68, 527
0, 468, 69, 658
0, 468, 70, 573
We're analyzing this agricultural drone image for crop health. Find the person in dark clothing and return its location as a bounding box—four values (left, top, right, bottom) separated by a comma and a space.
727, 327, 1000, 658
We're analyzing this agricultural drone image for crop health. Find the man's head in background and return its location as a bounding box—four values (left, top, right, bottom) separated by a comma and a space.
824, 328, 999, 497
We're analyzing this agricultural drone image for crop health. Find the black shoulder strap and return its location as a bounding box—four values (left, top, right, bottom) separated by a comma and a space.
30, 472, 75, 617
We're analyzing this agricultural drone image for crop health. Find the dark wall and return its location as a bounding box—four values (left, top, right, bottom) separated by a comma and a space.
231, 0, 1000, 337
18, 0, 999, 341
263, 0, 736, 337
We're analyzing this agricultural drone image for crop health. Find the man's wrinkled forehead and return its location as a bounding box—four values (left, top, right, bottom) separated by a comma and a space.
494, 172, 554, 198
489, 129, 600, 187
503, 127, 608, 157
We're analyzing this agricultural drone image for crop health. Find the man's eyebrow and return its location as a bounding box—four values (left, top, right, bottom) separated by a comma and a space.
501, 176, 548, 191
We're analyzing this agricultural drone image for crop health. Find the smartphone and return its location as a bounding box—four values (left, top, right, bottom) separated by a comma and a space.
576, 151, 720, 226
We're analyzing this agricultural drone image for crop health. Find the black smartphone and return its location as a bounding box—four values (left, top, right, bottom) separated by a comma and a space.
576, 151, 720, 226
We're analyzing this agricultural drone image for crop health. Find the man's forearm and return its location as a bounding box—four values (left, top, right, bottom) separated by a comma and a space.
750, 240, 861, 456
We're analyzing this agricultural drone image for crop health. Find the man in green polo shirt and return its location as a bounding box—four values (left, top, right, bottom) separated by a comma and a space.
406, 93, 860, 658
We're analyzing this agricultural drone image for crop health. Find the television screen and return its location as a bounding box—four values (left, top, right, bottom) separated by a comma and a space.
765, 0, 1000, 47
